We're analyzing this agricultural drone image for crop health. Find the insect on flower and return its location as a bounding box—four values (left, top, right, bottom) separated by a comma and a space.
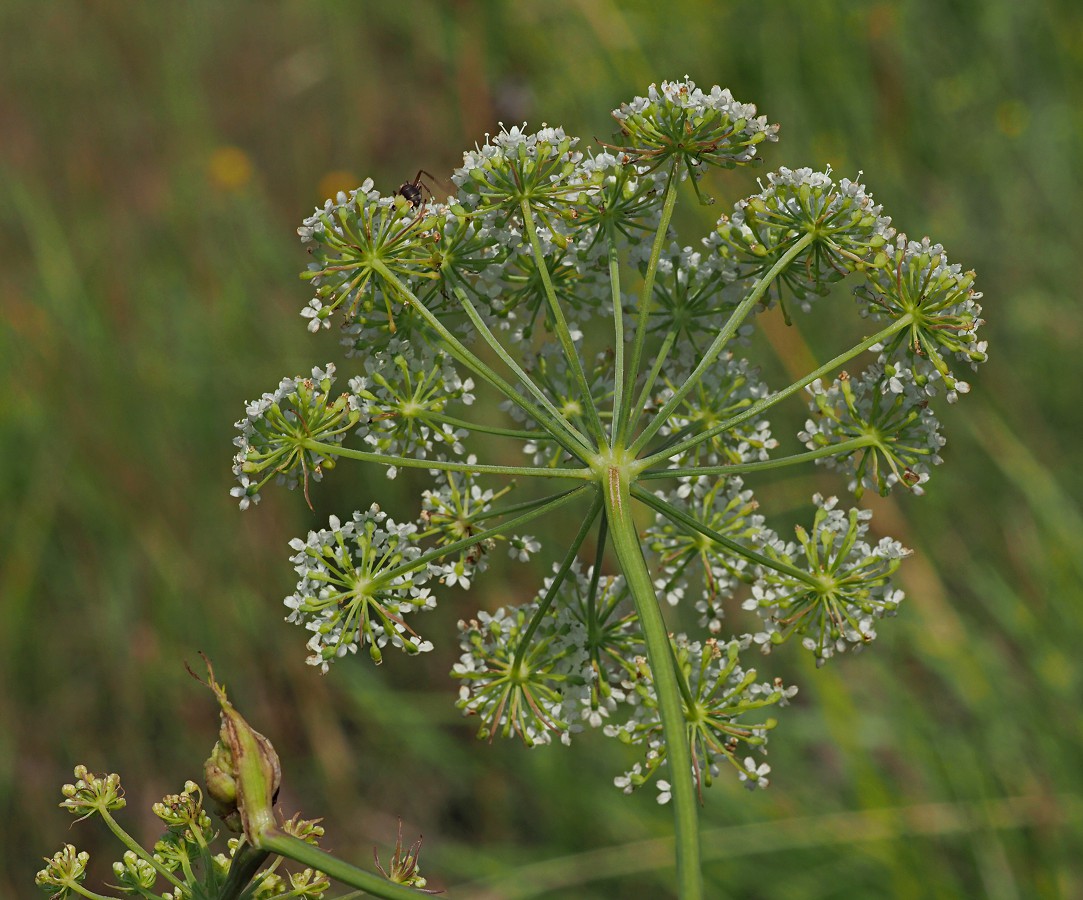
396, 169, 435, 208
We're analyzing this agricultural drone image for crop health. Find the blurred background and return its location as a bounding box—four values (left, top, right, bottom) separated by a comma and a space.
2, 1, 1082, 897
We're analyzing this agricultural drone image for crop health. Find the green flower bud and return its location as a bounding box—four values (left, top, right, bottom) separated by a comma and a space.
35, 844, 89, 896
204, 740, 241, 832
191, 656, 281, 845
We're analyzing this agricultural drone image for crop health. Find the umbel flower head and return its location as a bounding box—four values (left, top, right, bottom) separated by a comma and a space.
35, 844, 90, 897
230, 77, 984, 806
299, 178, 439, 330
856, 234, 986, 398
232, 364, 361, 508
611, 634, 797, 801
609, 78, 779, 200
747, 495, 910, 665
452, 124, 584, 220
59, 765, 125, 820
712, 166, 893, 319
286, 505, 438, 669
800, 364, 946, 497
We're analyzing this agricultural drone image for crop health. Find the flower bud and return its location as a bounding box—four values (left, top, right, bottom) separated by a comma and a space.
192, 656, 282, 844
203, 739, 241, 831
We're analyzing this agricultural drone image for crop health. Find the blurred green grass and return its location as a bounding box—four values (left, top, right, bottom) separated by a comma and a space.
2, 1, 1082, 897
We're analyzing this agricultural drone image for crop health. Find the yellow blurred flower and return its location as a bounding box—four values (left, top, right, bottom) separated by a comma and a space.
318, 169, 360, 203
208, 146, 254, 191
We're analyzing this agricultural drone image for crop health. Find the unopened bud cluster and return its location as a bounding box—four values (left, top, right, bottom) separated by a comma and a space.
38, 766, 331, 899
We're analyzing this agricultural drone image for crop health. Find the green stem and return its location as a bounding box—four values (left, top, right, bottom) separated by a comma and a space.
608, 224, 626, 441
217, 840, 271, 900
603, 465, 702, 900
425, 409, 548, 441
98, 809, 186, 892
512, 490, 603, 671
618, 164, 680, 446
631, 484, 816, 586
372, 260, 591, 461
641, 436, 877, 480
375, 485, 592, 589
257, 829, 427, 900
520, 198, 608, 444
637, 315, 914, 470
452, 282, 596, 456
630, 231, 819, 457
305, 438, 591, 481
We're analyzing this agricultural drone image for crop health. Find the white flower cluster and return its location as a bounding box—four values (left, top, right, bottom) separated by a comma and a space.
641, 243, 746, 347
419, 466, 541, 588
347, 341, 474, 476
487, 238, 611, 345
451, 124, 585, 215
565, 151, 668, 270
231, 363, 361, 509
645, 476, 765, 633
452, 575, 795, 799
298, 178, 435, 328
545, 562, 638, 729
230, 78, 987, 813
858, 234, 986, 396
800, 364, 946, 497
452, 604, 571, 747
612, 78, 779, 172
653, 346, 777, 468
610, 634, 797, 801
448, 134, 635, 345
285, 506, 437, 671
746, 495, 910, 665
712, 166, 894, 312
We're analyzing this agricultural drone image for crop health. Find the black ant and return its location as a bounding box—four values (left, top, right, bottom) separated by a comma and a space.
396, 169, 435, 208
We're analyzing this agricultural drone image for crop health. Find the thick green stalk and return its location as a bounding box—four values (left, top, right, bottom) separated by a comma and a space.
603, 464, 702, 900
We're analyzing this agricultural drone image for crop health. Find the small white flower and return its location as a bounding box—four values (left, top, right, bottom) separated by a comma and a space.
738, 758, 771, 790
